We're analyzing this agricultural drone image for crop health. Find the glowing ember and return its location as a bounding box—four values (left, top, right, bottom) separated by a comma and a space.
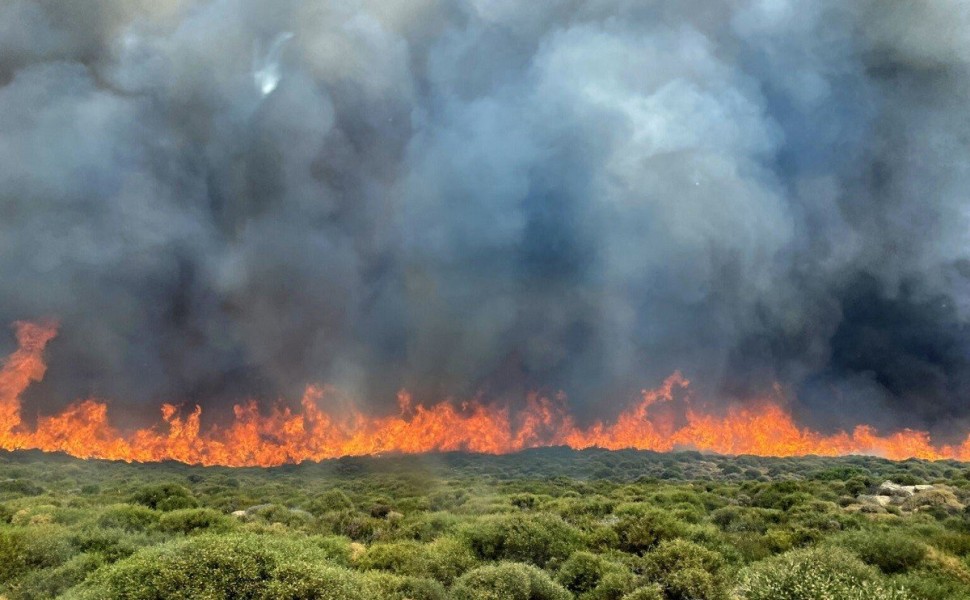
1, 321, 968, 466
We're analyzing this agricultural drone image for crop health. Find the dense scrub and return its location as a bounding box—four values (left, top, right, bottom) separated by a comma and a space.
2, 447, 970, 599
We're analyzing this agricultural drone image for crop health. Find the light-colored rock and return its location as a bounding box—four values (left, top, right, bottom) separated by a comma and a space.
231, 510, 246, 517
878, 480, 934, 497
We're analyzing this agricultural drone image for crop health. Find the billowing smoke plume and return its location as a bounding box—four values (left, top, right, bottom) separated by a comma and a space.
2, 0, 970, 438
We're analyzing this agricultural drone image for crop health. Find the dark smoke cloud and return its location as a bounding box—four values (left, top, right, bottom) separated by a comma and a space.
2, 0, 970, 436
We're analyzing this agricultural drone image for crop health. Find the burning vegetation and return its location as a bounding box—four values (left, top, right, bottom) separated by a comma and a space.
3, 321, 970, 467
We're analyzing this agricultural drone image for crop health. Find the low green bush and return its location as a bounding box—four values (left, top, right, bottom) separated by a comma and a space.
621, 585, 664, 600
130, 483, 198, 511
462, 513, 582, 567
451, 562, 571, 600
260, 559, 378, 600
612, 505, 688, 554
0, 480, 44, 496
367, 573, 447, 600
156, 507, 234, 535
356, 540, 429, 574
0, 526, 73, 584
737, 546, 913, 600
641, 539, 729, 600
69, 525, 152, 561
65, 533, 363, 599
556, 550, 636, 599
306, 489, 355, 515
96, 504, 159, 531
837, 530, 928, 574
8, 552, 103, 600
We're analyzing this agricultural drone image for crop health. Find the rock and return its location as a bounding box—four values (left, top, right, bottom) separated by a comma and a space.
878, 480, 934, 497
231, 510, 246, 518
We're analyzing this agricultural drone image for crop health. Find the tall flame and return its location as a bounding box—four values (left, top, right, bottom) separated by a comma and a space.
2, 321, 969, 466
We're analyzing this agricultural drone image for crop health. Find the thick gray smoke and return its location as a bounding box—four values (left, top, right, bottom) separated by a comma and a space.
2, 0, 970, 437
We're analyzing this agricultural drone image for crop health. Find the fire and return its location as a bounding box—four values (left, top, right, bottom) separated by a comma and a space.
2, 321, 970, 466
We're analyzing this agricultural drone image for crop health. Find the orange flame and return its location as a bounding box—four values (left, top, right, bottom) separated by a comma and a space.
2, 321, 970, 466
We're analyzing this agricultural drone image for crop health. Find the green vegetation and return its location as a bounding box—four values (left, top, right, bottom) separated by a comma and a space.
1, 447, 970, 599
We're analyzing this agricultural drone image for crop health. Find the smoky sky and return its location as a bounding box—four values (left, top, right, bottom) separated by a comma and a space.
2, 0, 970, 437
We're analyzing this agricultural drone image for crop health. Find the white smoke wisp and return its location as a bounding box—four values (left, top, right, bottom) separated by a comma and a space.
253, 31, 293, 96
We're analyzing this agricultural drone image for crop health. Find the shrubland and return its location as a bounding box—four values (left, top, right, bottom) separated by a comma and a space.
1, 447, 969, 599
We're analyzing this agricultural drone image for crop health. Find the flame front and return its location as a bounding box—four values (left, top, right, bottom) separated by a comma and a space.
2, 321, 969, 466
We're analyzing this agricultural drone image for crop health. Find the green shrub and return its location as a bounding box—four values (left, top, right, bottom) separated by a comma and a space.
557, 551, 611, 594
306, 490, 354, 515
613, 505, 687, 554
60, 531, 383, 600
462, 513, 582, 567
262, 559, 378, 599
355, 536, 477, 585
305, 535, 354, 566
737, 546, 913, 600
451, 562, 571, 600
7, 552, 103, 600
893, 570, 970, 600
66, 534, 273, 599
511, 493, 541, 510
0, 526, 73, 584
69, 525, 152, 561
621, 584, 664, 600
156, 508, 234, 535
356, 540, 428, 574
367, 573, 448, 600
398, 511, 461, 541
65, 533, 375, 599
268, 561, 446, 600
0, 479, 44, 496
429, 489, 468, 511
838, 530, 928, 574
556, 551, 636, 599
558, 496, 616, 521
97, 504, 160, 531
317, 509, 379, 541
641, 539, 728, 600
663, 567, 727, 600
710, 506, 770, 534
424, 536, 477, 584
589, 570, 640, 600
130, 483, 198, 511
248, 504, 313, 528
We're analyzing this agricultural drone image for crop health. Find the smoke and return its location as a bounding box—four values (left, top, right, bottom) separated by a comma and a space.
2, 0, 970, 437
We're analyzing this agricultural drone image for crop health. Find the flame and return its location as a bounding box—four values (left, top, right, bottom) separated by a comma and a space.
2, 321, 970, 466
